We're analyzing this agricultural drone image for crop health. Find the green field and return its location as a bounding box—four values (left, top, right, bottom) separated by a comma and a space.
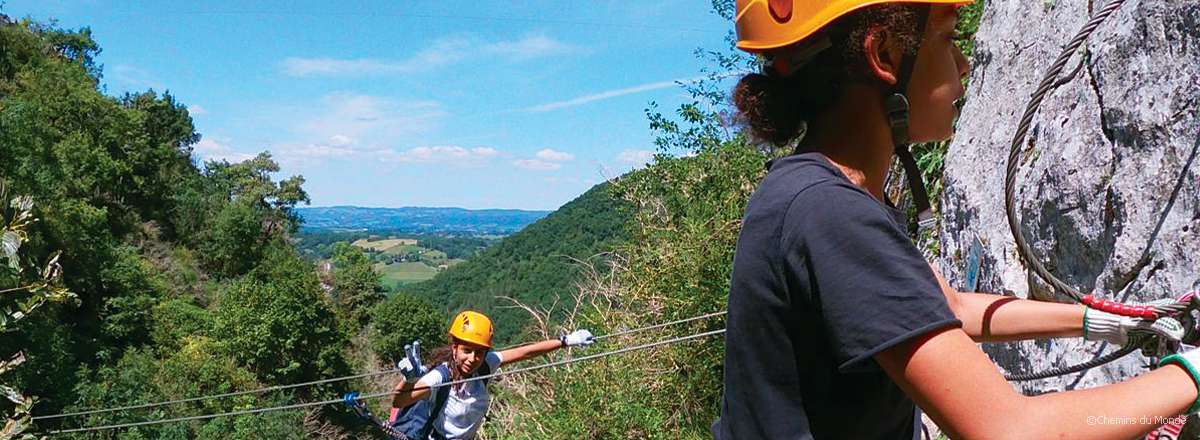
381, 243, 423, 255
351, 236, 474, 290
352, 238, 417, 251
375, 261, 439, 290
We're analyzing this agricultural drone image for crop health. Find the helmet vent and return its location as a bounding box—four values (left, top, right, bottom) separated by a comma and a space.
768, 0, 792, 23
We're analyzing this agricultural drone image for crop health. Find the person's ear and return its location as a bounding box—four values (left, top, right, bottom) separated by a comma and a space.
863, 27, 903, 87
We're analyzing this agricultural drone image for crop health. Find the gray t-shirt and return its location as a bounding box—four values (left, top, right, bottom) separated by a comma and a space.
713, 153, 961, 439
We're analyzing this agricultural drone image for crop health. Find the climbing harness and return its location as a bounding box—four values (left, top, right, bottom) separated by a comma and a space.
1001, 0, 1200, 382
32, 312, 726, 435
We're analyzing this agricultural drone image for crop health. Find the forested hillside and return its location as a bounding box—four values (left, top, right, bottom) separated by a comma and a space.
402, 182, 631, 344
0, 16, 393, 438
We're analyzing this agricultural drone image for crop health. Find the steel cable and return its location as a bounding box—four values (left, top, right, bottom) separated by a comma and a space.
1003, 0, 1127, 303
999, 0, 1150, 381
1004, 344, 1138, 382
40, 329, 726, 435
33, 310, 726, 423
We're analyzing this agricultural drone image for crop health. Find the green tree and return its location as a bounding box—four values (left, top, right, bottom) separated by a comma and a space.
0, 19, 209, 403
0, 16, 363, 436
149, 298, 215, 352
117, 91, 201, 239
182, 153, 310, 279
328, 242, 384, 332
66, 339, 304, 440
369, 293, 445, 364
213, 246, 348, 385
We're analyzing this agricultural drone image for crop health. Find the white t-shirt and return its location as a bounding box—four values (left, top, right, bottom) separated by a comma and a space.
415, 351, 504, 439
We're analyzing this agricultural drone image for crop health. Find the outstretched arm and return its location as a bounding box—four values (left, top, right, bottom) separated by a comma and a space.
498, 339, 565, 365
930, 264, 1084, 342
876, 326, 1197, 439
499, 330, 595, 366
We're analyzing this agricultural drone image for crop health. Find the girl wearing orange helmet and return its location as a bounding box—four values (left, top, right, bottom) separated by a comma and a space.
715, 1, 1200, 438
389, 310, 593, 439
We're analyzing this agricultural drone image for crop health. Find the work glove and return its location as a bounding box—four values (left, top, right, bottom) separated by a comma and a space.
1085, 299, 1185, 346
560, 329, 595, 347
1159, 348, 1200, 414
397, 341, 426, 382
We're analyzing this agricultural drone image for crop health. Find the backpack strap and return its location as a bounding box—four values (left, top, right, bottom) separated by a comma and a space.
418, 364, 454, 440
419, 358, 496, 439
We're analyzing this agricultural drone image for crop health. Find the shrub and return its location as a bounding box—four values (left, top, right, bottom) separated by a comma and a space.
369, 293, 446, 364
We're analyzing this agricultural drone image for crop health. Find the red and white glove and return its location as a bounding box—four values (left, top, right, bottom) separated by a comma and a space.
1085, 299, 1185, 346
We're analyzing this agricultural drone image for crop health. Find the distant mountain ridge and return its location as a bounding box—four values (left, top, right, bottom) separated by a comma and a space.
297, 206, 551, 234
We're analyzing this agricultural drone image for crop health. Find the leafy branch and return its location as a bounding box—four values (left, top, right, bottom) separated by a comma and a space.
0, 182, 78, 439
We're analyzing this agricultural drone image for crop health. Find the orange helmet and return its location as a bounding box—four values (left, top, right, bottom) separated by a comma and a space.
448, 310, 493, 348
735, 0, 971, 53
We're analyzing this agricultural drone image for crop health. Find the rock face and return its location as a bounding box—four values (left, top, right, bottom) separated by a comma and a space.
938, 0, 1200, 397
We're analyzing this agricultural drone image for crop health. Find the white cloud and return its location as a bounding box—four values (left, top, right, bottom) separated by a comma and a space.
292, 143, 356, 159
282, 58, 387, 77
282, 35, 575, 77
513, 159, 562, 171
617, 149, 655, 165
377, 146, 501, 165
187, 104, 209, 116
282, 37, 469, 76
523, 76, 702, 112
483, 35, 576, 61
328, 135, 355, 147
193, 138, 255, 163
258, 93, 455, 167
266, 135, 364, 166
535, 149, 574, 162
513, 148, 573, 171
298, 93, 444, 145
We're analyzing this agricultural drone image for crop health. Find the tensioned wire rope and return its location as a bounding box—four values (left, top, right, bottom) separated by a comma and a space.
999, 0, 1196, 381
32, 310, 726, 422
1002, 0, 1125, 305
38, 328, 727, 436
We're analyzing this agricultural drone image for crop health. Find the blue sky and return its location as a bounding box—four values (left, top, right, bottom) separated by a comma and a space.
4, 1, 736, 210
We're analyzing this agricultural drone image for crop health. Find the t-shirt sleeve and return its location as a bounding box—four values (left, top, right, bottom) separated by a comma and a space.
486, 350, 503, 372
784, 181, 961, 372
416, 366, 446, 389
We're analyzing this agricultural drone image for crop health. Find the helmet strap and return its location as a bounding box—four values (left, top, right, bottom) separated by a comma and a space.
885, 6, 934, 232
